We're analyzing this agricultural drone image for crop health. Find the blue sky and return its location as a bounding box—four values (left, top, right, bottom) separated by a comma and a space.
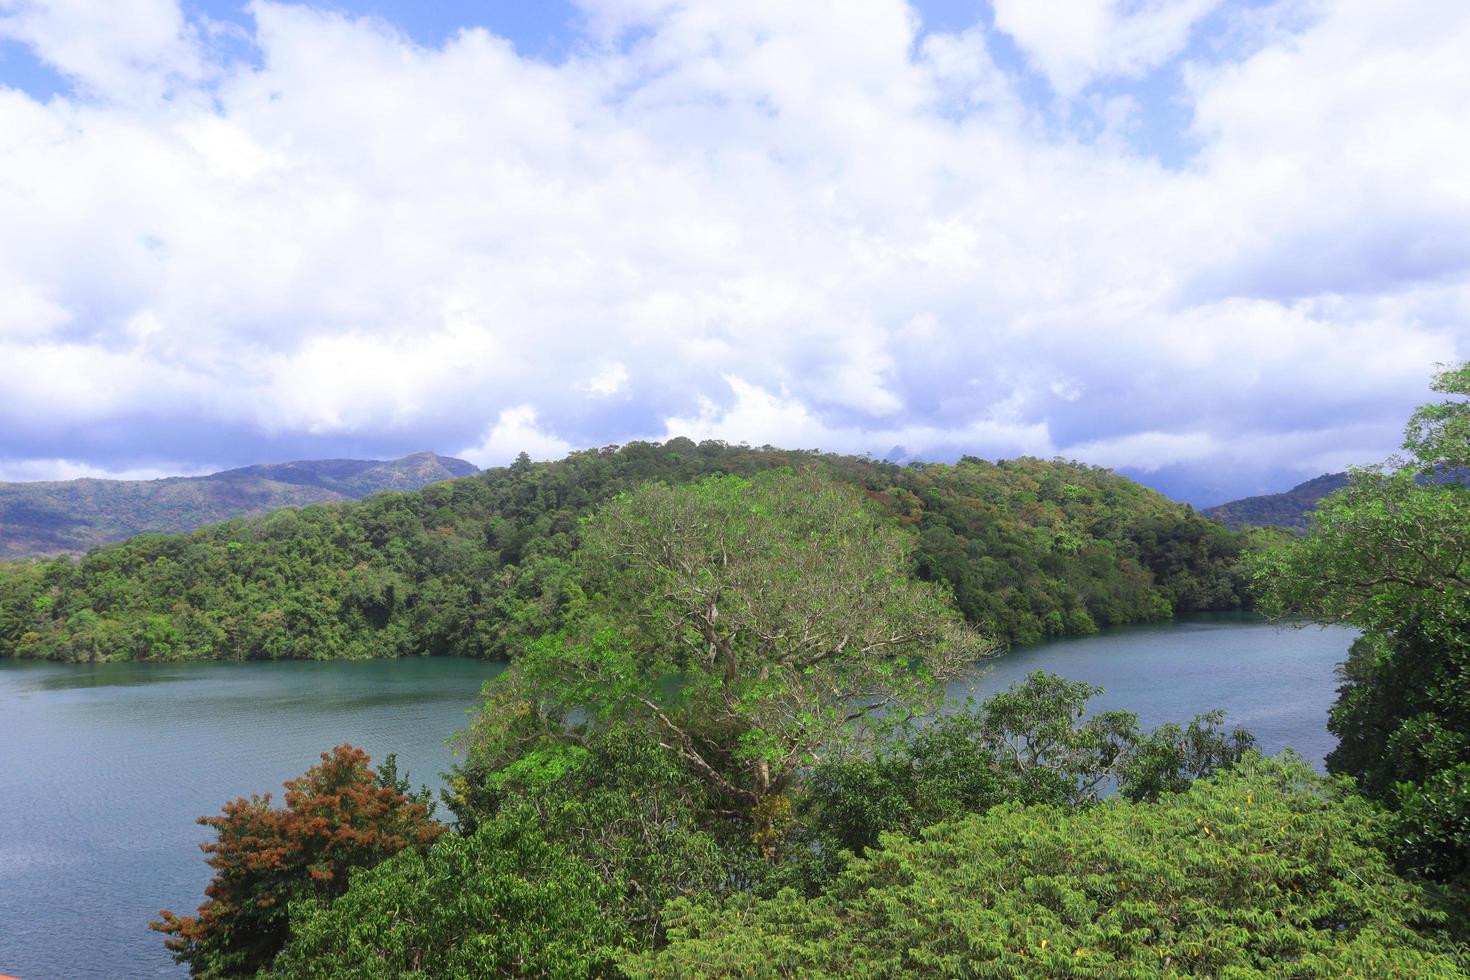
0, 0, 1466, 504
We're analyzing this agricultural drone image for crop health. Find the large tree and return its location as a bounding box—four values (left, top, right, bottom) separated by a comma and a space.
464, 471, 989, 845
1253, 362, 1470, 907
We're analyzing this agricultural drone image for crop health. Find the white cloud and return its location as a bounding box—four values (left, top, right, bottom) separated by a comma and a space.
0, 458, 209, 481
460, 405, 574, 467
577, 362, 630, 397
1065, 430, 1221, 471
0, 0, 1465, 500
662, 376, 1052, 458
0, 0, 206, 101
663, 377, 835, 448
991, 0, 1222, 97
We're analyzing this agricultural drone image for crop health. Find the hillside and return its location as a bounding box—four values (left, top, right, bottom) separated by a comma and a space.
0, 452, 478, 558
0, 441, 1251, 661
1201, 472, 1350, 531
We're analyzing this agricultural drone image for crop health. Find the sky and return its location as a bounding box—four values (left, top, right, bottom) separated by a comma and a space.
0, 1, 1467, 505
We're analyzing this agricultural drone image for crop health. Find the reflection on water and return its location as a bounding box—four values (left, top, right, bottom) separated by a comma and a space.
17, 663, 203, 691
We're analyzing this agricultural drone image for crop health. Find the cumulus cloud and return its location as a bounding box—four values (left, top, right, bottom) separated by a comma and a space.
0, 0, 1465, 502
663, 376, 1054, 459
460, 405, 574, 467
990, 0, 1223, 97
0, 0, 207, 100
577, 362, 630, 397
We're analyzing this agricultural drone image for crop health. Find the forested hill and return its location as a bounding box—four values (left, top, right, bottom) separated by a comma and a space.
0, 441, 1251, 662
0, 452, 477, 558
1201, 473, 1349, 531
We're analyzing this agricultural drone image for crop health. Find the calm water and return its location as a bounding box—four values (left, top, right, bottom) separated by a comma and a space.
0, 657, 508, 980
0, 615, 1355, 980
951, 612, 1356, 767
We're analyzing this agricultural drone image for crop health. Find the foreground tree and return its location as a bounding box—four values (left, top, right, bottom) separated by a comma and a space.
152, 745, 442, 978
1253, 363, 1470, 909
629, 756, 1465, 978
464, 471, 990, 848
269, 819, 624, 979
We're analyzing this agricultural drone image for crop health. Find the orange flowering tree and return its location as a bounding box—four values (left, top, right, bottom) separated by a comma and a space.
152, 744, 442, 977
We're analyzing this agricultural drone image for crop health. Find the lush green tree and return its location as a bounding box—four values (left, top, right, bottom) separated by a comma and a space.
1404, 364, 1470, 473
152, 745, 442, 978
795, 672, 1254, 870
464, 472, 989, 844
1253, 363, 1470, 907
269, 819, 624, 979
956, 671, 1140, 805
628, 756, 1466, 978
1118, 708, 1257, 803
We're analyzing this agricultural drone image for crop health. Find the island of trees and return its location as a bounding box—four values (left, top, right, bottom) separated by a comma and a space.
136, 365, 1470, 977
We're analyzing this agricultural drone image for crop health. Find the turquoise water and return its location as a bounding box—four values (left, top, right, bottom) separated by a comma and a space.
0, 615, 1355, 980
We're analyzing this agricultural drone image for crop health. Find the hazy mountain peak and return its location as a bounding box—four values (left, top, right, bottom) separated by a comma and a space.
0, 453, 480, 558
1201, 473, 1350, 531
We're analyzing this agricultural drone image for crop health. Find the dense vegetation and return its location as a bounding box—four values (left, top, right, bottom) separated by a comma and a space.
1255, 362, 1470, 928
258, 749, 1467, 979
0, 451, 476, 558
157, 466, 1466, 976
1202, 471, 1350, 531
0, 441, 1250, 661
633, 757, 1461, 978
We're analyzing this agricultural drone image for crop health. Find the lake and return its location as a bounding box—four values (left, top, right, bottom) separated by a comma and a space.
0, 613, 1355, 980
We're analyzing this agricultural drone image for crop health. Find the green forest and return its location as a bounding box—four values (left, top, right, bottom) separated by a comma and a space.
142, 366, 1470, 977
0, 444, 1253, 663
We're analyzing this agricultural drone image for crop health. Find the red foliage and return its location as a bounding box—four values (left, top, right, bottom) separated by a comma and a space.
152, 744, 443, 976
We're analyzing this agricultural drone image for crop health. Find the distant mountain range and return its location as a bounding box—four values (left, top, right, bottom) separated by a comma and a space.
1200, 473, 1350, 532
0, 452, 479, 558
0, 450, 1368, 557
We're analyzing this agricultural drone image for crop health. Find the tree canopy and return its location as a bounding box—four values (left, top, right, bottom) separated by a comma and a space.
629, 756, 1465, 978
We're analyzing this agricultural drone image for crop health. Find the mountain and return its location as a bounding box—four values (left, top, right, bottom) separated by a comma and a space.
0, 452, 478, 558
1201, 473, 1350, 531
0, 441, 1250, 662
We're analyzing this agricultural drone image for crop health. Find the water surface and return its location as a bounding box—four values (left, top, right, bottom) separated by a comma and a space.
952, 612, 1355, 767
0, 615, 1355, 980
0, 657, 506, 980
